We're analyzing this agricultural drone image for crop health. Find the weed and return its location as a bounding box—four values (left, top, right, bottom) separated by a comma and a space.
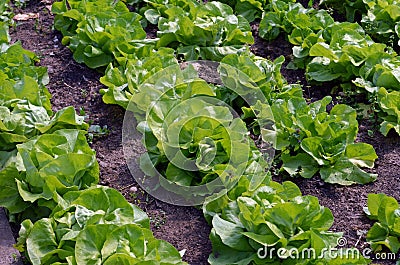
367, 129, 374, 137
80, 88, 88, 98
150, 210, 166, 229
11, 253, 17, 262
79, 106, 86, 116
87, 124, 110, 143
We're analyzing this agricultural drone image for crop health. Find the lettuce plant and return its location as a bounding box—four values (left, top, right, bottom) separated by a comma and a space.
16, 186, 187, 265
144, 0, 254, 60
52, 0, 120, 38
0, 42, 51, 112
0, 103, 87, 151
0, 129, 99, 218
259, 0, 333, 43
306, 22, 387, 83
205, 179, 369, 264
0, 69, 86, 151
361, 0, 400, 48
110, 63, 270, 203
100, 48, 178, 109
52, 0, 151, 68
0, 32, 88, 151
140, 96, 260, 187
274, 90, 377, 185
364, 193, 400, 254
0, 45, 49, 89
219, 53, 286, 104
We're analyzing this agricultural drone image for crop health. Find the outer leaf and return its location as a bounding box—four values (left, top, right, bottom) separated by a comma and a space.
364, 193, 389, 220
282, 152, 319, 179
345, 143, 377, 168
75, 224, 117, 265
212, 214, 252, 251
320, 158, 377, 185
378, 87, 400, 136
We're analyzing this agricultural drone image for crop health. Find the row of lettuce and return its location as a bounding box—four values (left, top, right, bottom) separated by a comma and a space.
0, 4, 188, 264
256, 0, 400, 137
201, 0, 400, 136
49, 0, 400, 264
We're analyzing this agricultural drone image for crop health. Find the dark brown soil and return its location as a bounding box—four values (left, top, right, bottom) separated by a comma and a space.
8, 1, 400, 265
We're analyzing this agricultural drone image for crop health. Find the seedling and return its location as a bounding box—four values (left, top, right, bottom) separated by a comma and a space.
87, 124, 110, 143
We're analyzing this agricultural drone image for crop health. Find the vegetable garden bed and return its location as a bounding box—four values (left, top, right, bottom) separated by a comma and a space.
1, 0, 400, 264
